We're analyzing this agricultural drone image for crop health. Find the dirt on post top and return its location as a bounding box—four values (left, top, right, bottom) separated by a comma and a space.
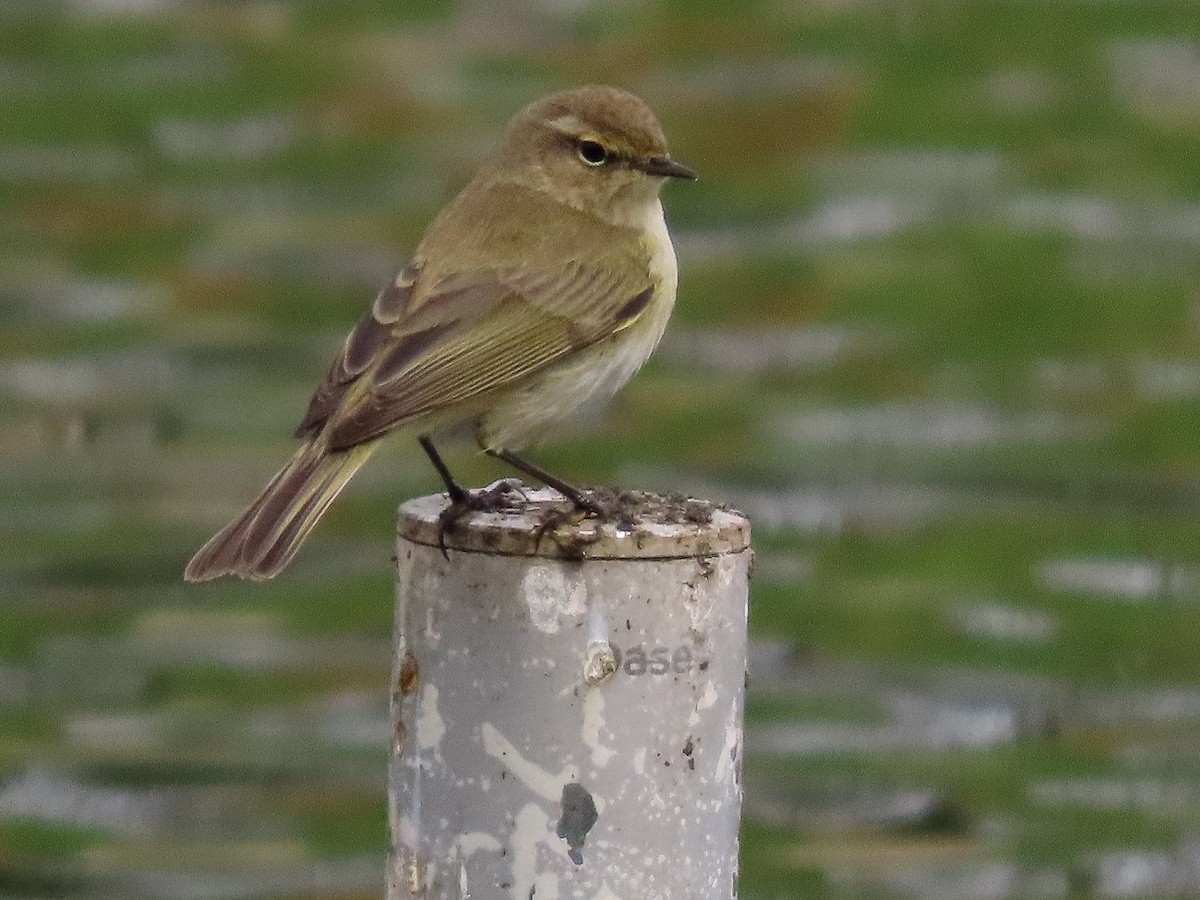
398, 483, 750, 561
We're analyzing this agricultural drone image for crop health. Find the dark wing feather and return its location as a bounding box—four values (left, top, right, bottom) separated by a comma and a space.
294, 271, 418, 438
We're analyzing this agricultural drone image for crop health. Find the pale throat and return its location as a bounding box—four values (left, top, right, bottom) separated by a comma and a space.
601, 189, 667, 231
640, 198, 677, 294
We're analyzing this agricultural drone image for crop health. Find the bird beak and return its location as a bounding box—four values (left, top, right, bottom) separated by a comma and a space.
637, 156, 698, 180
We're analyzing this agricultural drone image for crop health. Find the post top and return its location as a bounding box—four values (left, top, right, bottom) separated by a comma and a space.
398, 484, 750, 560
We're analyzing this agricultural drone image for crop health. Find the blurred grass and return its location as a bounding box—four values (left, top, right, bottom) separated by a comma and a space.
3, 0, 1200, 897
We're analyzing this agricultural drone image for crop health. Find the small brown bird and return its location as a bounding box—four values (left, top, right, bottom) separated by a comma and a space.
185, 85, 695, 581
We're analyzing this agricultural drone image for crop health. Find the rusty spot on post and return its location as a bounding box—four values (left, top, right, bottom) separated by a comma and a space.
399, 650, 420, 696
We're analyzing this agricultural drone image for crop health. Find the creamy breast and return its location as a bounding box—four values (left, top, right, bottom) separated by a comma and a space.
478, 199, 678, 450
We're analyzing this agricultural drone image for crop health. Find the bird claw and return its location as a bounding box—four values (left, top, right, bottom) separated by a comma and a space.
533, 504, 590, 551
436, 480, 527, 560
532, 488, 633, 556
434, 483, 631, 561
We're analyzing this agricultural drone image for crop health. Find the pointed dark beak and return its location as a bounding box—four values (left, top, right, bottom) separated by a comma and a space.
637, 155, 698, 180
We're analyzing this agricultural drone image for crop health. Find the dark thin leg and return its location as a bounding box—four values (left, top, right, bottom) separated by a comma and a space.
485, 448, 601, 513
419, 436, 468, 503
421, 436, 525, 560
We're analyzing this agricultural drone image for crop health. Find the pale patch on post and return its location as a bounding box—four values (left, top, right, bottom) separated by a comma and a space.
423, 605, 441, 649
713, 717, 740, 786
510, 802, 567, 900
458, 831, 502, 856
417, 684, 446, 751
632, 746, 647, 776
581, 689, 616, 767
396, 814, 419, 846
522, 565, 586, 633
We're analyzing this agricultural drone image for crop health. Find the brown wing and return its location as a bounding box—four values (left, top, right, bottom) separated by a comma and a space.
294, 264, 420, 438
297, 256, 654, 451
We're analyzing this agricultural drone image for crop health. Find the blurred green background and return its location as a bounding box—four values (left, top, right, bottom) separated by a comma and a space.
4, 1, 1200, 898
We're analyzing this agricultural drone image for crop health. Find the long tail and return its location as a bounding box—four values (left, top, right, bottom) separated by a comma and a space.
184, 439, 378, 582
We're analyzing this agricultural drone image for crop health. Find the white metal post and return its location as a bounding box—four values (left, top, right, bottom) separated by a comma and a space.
388, 487, 751, 900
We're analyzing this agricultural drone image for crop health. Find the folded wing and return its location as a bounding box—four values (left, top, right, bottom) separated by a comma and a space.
295, 253, 654, 451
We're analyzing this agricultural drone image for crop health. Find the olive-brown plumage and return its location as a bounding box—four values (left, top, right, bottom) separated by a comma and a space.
185, 85, 694, 581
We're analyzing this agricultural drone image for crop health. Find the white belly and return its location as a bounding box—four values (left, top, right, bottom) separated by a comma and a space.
479, 200, 678, 450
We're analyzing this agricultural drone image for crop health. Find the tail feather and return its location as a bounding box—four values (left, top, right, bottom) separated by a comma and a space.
185, 440, 378, 582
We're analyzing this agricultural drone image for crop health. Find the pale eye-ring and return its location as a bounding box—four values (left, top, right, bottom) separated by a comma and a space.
576, 139, 608, 166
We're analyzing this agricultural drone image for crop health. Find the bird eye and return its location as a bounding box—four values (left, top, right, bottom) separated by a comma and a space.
576, 140, 608, 166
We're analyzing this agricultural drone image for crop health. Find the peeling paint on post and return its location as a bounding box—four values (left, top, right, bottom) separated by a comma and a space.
388, 487, 751, 900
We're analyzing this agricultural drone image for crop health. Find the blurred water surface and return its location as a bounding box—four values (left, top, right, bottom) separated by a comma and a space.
4, 1, 1200, 898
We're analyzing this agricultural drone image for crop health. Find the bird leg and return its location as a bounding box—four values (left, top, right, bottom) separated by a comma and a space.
484, 447, 605, 515
419, 435, 468, 503
483, 448, 632, 554
419, 437, 607, 559
419, 436, 524, 559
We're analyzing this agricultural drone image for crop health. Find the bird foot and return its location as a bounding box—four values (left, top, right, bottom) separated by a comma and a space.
436, 479, 527, 559
533, 487, 639, 557
434, 483, 641, 561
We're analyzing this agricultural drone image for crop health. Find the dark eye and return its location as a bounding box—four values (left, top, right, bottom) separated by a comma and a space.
577, 140, 608, 166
